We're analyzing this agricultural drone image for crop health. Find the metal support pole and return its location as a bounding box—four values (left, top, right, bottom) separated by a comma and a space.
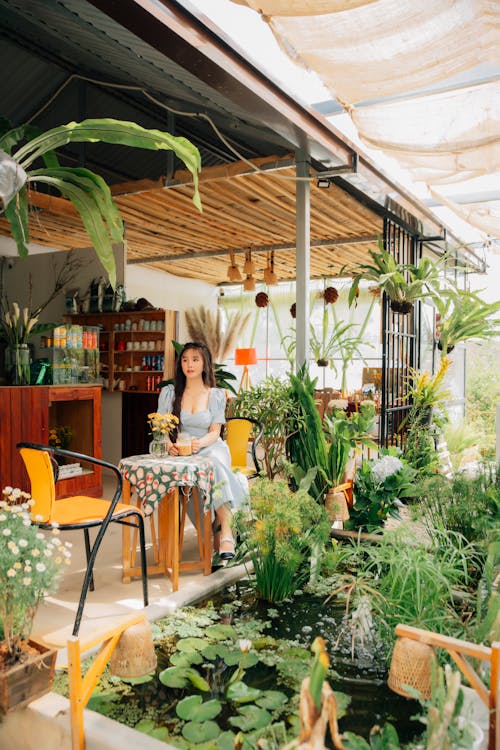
295, 151, 310, 371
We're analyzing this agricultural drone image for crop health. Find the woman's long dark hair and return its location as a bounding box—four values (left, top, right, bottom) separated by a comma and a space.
171, 342, 216, 439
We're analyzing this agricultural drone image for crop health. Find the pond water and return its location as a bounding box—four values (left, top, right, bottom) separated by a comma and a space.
74, 579, 423, 747
206, 581, 422, 743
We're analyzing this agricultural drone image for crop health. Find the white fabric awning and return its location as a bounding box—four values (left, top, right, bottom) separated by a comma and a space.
233, 0, 500, 239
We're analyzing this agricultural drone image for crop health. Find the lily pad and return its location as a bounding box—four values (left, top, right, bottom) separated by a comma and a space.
134, 719, 156, 734
171, 650, 203, 667
177, 695, 222, 721
229, 705, 272, 731
226, 680, 261, 703
216, 731, 237, 750
205, 623, 236, 640
159, 666, 210, 691
201, 644, 240, 665
177, 637, 208, 652
255, 690, 288, 709
182, 720, 220, 743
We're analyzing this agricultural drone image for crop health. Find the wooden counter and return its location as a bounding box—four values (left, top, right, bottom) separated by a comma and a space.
0, 385, 102, 497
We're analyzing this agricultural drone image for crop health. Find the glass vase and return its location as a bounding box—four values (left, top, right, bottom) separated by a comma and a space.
149, 436, 168, 457
7, 344, 31, 386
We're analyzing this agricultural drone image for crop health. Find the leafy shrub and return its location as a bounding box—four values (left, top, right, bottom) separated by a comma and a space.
235, 477, 330, 602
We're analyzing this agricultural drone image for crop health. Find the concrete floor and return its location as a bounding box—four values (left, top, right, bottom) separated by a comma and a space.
32, 479, 244, 655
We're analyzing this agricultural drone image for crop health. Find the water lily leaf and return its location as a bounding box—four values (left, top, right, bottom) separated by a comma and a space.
134, 719, 157, 734
205, 623, 236, 640
159, 666, 190, 688
201, 644, 219, 661
201, 644, 240, 665
241, 652, 259, 668
177, 695, 222, 721
151, 727, 170, 741
177, 637, 208, 652
120, 674, 154, 684
282, 646, 310, 660
87, 690, 120, 713
185, 667, 211, 692
226, 680, 261, 703
229, 706, 272, 731
334, 690, 351, 719
182, 720, 220, 743
171, 650, 204, 666
255, 690, 288, 709
216, 731, 237, 750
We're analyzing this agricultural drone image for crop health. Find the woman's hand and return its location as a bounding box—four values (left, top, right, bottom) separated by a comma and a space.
168, 443, 179, 456
191, 437, 201, 454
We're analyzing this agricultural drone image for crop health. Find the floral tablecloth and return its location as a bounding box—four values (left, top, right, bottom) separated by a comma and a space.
119, 454, 215, 514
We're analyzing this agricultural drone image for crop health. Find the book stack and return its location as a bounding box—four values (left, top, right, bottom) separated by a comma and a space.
57, 463, 83, 479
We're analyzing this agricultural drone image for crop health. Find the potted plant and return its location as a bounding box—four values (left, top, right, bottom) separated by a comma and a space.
344, 448, 418, 533
324, 402, 377, 487
434, 287, 500, 355
345, 239, 444, 314
0, 118, 202, 288
0, 487, 72, 712
230, 376, 302, 479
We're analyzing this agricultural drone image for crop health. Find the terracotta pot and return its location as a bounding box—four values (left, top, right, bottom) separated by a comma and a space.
0, 639, 57, 714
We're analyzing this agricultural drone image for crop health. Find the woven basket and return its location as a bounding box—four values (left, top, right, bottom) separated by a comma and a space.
388, 637, 436, 699
325, 488, 350, 522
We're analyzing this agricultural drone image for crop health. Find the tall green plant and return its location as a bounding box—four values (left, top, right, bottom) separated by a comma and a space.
0, 119, 202, 287
286, 366, 329, 500
434, 287, 500, 356
324, 403, 377, 485
235, 477, 330, 602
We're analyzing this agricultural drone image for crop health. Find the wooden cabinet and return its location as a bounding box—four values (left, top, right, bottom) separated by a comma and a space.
0, 385, 102, 498
68, 309, 176, 393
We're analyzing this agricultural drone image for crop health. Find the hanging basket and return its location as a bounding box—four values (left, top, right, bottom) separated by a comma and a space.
390, 299, 413, 315
388, 637, 436, 699
290, 302, 296, 319
325, 488, 350, 522
323, 286, 339, 304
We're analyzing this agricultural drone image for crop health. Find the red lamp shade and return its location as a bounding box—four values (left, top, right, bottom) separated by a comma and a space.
234, 347, 257, 366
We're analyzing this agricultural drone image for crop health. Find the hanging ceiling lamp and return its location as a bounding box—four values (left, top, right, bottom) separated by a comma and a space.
263, 251, 277, 285
227, 249, 242, 281
243, 274, 256, 291
243, 248, 255, 276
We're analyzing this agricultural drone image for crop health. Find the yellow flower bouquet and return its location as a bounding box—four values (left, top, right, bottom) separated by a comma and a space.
147, 412, 178, 457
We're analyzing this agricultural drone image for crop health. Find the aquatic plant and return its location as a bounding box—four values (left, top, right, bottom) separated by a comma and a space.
236, 477, 331, 602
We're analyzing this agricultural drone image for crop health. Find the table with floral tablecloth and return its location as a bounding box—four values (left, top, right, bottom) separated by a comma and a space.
118, 454, 215, 590
118, 454, 216, 515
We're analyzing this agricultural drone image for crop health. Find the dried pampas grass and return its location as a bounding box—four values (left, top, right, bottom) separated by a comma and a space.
184, 305, 251, 362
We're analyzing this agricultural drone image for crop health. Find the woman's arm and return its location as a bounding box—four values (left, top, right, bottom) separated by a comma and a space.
191, 423, 222, 453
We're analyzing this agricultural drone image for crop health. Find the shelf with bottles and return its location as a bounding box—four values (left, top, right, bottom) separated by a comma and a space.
41, 325, 100, 385
66, 309, 176, 392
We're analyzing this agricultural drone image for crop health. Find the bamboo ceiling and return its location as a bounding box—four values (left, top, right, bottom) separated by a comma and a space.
0, 155, 383, 285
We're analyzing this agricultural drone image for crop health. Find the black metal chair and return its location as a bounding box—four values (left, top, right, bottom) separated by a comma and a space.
17, 442, 149, 636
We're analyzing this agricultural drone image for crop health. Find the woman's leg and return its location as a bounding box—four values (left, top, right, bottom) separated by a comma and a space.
215, 502, 235, 558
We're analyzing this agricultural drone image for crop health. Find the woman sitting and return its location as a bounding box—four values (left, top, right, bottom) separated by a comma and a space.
158, 341, 248, 560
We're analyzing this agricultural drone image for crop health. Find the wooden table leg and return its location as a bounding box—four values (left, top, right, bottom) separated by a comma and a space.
203, 507, 212, 576
171, 489, 179, 591
122, 479, 132, 584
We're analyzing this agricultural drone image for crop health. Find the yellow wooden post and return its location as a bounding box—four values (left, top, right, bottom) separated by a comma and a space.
66, 614, 148, 749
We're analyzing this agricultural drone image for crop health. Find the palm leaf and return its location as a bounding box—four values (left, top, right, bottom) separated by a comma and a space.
4, 187, 29, 257
31, 174, 118, 286
13, 118, 202, 210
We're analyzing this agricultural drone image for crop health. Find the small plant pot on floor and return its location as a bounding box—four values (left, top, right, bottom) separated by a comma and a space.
0, 640, 57, 714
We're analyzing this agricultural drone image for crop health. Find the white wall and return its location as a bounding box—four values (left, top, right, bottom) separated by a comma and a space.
125, 264, 218, 342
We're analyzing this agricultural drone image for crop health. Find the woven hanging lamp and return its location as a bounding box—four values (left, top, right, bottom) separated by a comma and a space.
227, 249, 242, 281
263, 251, 277, 285
243, 274, 256, 291
388, 637, 436, 699
243, 249, 255, 275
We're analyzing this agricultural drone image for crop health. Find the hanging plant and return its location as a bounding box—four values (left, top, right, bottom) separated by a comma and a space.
323, 286, 339, 304
255, 292, 269, 308
290, 302, 296, 319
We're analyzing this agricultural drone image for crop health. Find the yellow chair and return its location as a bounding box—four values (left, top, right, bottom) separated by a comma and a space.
17, 442, 149, 636
225, 417, 263, 479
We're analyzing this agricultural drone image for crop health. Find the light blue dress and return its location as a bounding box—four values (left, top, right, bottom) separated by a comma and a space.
157, 384, 249, 518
